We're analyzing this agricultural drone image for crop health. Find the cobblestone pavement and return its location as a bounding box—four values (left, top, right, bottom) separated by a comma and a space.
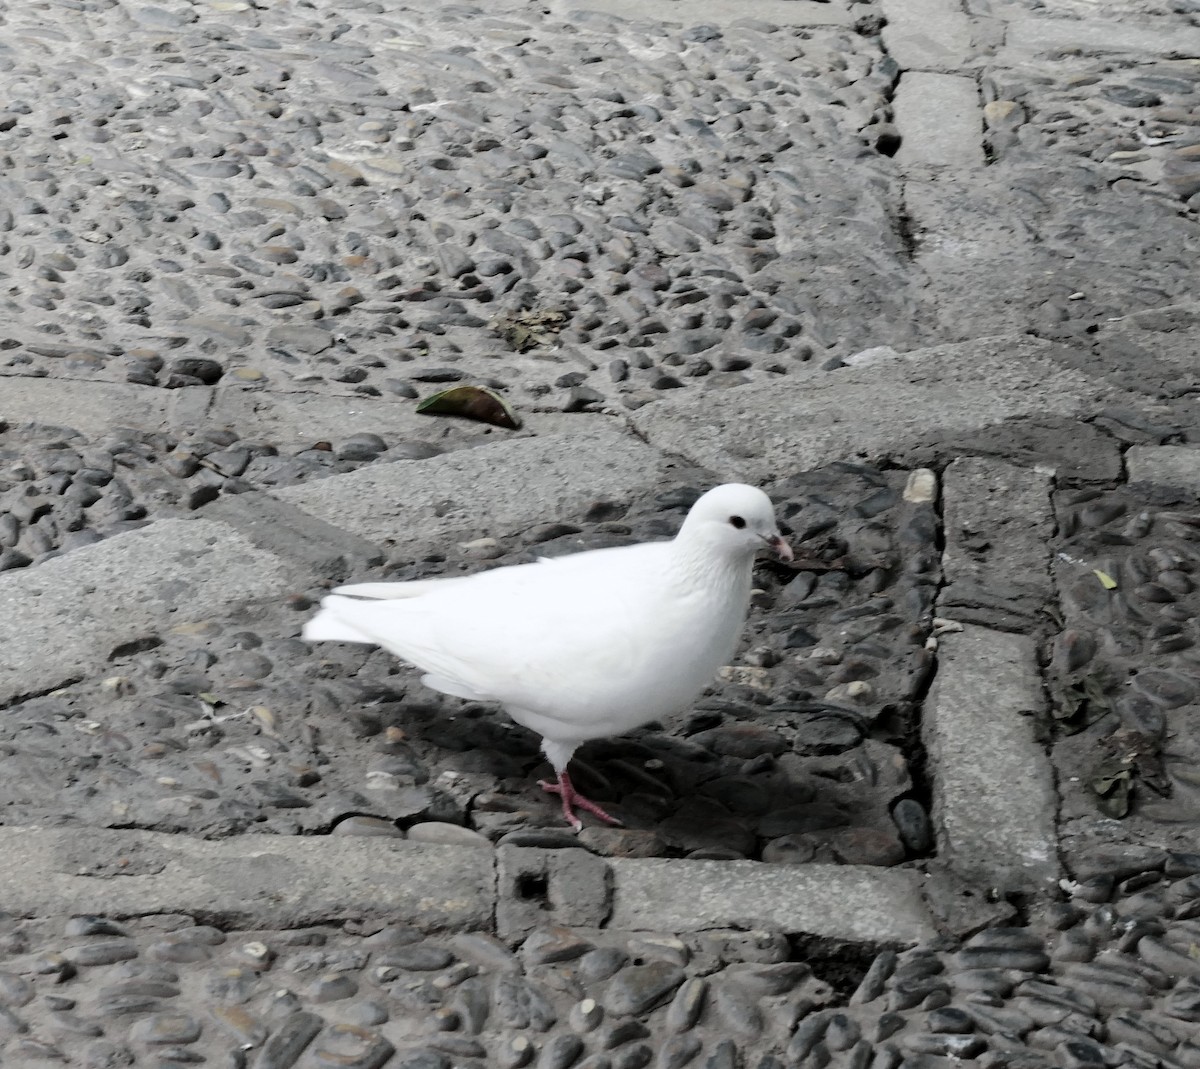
3, 0, 1200, 1064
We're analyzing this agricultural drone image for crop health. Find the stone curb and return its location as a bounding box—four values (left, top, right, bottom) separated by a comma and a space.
940, 456, 1055, 630
627, 334, 1115, 484
0, 827, 495, 932
0, 377, 177, 439
270, 423, 680, 551
927, 458, 1061, 893
924, 625, 1060, 893
0, 827, 944, 947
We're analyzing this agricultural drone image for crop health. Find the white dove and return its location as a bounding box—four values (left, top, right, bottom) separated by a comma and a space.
303, 483, 792, 829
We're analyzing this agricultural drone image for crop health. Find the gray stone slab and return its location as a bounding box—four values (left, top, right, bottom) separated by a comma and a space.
271, 424, 674, 550
607, 859, 937, 945
941, 457, 1055, 628
0, 826, 494, 930
903, 175, 1052, 340
924, 624, 1060, 891
881, 0, 977, 70
1002, 17, 1200, 58
203, 385, 595, 448
550, 0, 854, 26
201, 492, 386, 582
0, 519, 296, 704
1126, 445, 1200, 491
0, 377, 174, 436
629, 335, 1111, 484
1111, 302, 1200, 374
894, 72, 985, 171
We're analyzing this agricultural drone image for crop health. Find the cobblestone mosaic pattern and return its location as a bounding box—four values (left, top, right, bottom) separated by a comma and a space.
0, 465, 939, 865
0, 0, 913, 410
1047, 481, 1200, 874
9, 857, 1200, 1067
0, 417, 502, 571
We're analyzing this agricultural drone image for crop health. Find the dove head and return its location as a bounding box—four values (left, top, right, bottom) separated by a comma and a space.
677, 483, 793, 563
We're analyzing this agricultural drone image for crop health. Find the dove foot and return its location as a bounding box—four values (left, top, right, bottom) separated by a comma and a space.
539, 771, 622, 830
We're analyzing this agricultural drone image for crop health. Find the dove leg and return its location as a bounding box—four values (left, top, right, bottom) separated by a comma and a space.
537, 739, 622, 830
540, 770, 623, 830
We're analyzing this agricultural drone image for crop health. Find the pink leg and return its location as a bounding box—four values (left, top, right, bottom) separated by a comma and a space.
538, 769, 623, 830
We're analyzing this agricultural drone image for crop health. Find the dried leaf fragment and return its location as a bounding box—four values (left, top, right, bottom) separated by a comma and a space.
490, 308, 568, 352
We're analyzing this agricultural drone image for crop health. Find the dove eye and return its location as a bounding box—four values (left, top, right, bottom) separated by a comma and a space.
729, 515, 746, 529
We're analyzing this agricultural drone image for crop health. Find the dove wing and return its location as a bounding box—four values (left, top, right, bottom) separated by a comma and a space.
313, 541, 676, 716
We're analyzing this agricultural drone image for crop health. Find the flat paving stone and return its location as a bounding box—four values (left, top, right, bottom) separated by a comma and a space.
894, 72, 986, 170
0, 519, 296, 704
204, 386, 593, 450
882, 0, 979, 71
941, 457, 1055, 630
0, 377, 174, 436
548, 0, 855, 25
607, 859, 939, 945
924, 625, 1060, 891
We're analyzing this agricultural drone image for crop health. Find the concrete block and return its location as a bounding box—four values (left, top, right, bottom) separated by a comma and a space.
1126, 446, 1200, 492
497, 846, 612, 941
607, 859, 937, 945
881, 0, 977, 70
549, 0, 854, 27
271, 425, 675, 550
941, 457, 1055, 629
0, 827, 494, 930
894, 72, 984, 171
0, 519, 296, 704
924, 624, 1059, 891
629, 335, 1111, 484
1002, 17, 1200, 59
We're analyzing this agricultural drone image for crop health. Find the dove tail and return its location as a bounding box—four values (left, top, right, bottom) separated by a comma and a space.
332, 580, 449, 600
302, 598, 375, 644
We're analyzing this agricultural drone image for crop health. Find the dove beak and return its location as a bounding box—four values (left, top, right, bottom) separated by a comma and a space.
765, 533, 793, 562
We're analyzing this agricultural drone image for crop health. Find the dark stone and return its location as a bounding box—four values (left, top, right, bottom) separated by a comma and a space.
168, 357, 223, 384
603, 962, 685, 1016
891, 799, 933, 854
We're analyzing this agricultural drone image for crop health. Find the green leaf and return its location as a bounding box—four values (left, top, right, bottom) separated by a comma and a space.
416, 386, 522, 430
